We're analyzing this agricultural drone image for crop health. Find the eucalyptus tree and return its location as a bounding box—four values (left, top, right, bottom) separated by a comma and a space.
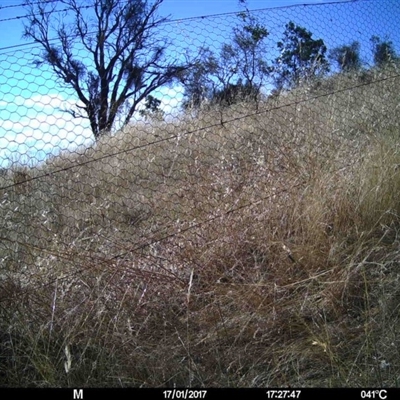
274, 21, 329, 90
180, 5, 270, 109
329, 41, 362, 72
370, 36, 398, 68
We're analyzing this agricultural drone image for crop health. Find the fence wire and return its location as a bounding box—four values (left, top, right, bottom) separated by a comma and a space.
0, 0, 399, 301
0, 0, 397, 262
0, 0, 400, 387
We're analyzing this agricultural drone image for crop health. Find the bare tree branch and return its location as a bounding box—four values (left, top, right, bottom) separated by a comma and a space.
23, 0, 187, 140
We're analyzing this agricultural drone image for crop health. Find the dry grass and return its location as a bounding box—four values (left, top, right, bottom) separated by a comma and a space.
1, 64, 400, 387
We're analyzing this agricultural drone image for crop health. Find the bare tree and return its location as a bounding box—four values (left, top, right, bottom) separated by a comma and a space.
23, 0, 187, 140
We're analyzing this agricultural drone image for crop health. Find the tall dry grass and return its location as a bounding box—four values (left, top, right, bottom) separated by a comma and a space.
1, 64, 400, 387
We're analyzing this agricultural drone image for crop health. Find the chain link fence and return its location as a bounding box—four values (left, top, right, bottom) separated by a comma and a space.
0, 0, 400, 387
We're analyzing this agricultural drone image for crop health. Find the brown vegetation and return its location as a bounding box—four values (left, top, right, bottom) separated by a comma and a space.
0, 65, 400, 387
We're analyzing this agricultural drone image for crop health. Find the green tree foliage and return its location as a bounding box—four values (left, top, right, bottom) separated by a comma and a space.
212, 79, 260, 107
273, 21, 329, 90
329, 41, 362, 72
180, 6, 270, 109
139, 95, 164, 121
179, 48, 219, 110
217, 10, 270, 102
23, 0, 187, 140
370, 36, 398, 68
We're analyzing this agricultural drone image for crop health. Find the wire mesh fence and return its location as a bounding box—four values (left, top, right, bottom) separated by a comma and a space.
0, 0, 400, 387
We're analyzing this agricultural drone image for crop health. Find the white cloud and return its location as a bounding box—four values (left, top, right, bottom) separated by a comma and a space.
0, 85, 186, 167
0, 93, 93, 167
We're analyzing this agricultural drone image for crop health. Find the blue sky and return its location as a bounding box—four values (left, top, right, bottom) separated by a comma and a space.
0, 0, 348, 48
0, 0, 399, 168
